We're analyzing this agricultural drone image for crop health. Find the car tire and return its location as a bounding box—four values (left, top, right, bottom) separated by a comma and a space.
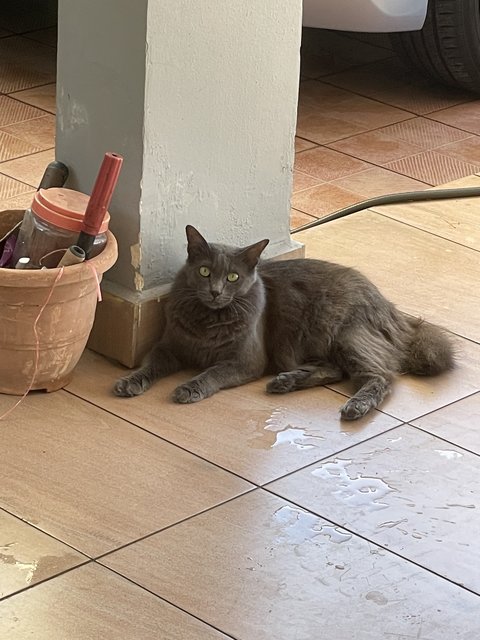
391, 0, 480, 93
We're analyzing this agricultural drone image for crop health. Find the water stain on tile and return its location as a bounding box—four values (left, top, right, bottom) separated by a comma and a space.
273, 505, 321, 545
312, 458, 397, 511
434, 449, 463, 460
272, 505, 353, 549
365, 590, 389, 605
270, 426, 480, 592
0, 549, 82, 586
317, 525, 352, 544
251, 407, 326, 451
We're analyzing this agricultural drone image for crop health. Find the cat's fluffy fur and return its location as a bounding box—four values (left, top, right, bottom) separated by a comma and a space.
114, 225, 454, 420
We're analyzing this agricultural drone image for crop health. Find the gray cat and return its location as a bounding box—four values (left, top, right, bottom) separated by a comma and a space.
114, 225, 454, 420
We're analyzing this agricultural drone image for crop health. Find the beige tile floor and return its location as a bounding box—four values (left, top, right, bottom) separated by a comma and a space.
1, 21, 480, 640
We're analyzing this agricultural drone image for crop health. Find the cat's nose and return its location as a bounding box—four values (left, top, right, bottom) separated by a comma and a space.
211, 290, 221, 299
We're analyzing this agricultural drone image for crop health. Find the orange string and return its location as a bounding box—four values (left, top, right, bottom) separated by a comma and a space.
87, 262, 102, 301
0, 267, 65, 421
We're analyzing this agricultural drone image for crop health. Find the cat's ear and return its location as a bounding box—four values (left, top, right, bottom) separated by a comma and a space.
185, 225, 210, 261
238, 238, 269, 269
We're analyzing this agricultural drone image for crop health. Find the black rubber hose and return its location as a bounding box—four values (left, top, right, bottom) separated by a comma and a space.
291, 186, 480, 233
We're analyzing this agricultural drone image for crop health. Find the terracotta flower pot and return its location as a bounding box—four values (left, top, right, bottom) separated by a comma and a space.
0, 211, 117, 395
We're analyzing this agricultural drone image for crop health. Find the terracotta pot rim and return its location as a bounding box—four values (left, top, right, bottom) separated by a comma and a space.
0, 230, 118, 285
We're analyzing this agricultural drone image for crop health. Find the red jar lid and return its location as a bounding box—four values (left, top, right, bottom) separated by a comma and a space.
31, 188, 110, 233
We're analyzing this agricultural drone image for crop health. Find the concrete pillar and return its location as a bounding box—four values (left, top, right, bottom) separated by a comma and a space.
56, 0, 302, 365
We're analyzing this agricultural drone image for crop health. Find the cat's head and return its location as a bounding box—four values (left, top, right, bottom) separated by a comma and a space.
182, 225, 269, 309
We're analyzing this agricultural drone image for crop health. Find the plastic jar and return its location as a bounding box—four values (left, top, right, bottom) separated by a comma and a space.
12, 188, 110, 268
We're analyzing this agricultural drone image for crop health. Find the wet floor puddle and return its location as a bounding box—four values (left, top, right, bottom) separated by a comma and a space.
312, 458, 397, 512
273, 505, 352, 546
250, 407, 325, 451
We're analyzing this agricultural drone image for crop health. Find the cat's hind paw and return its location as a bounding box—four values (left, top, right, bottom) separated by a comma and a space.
266, 373, 295, 394
113, 375, 148, 398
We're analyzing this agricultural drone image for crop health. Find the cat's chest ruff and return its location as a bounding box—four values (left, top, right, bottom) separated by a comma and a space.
172, 303, 250, 343
171, 306, 254, 368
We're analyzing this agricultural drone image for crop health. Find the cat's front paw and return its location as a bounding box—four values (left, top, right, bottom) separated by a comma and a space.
266, 373, 294, 394
113, 375, 148, 398
340, 398, 371, 420
173, 380, 209, 404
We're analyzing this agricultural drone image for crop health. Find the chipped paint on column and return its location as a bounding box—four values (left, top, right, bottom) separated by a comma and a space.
130, 241, 144, 291
134, 272, 145, 292
56, 86, 89, 135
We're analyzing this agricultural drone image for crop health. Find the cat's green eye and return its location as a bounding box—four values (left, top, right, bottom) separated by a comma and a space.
199, 266, 211, 277
227, 272, 239, 283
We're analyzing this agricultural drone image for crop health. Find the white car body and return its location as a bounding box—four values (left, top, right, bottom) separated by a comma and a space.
303, 0, 428, 32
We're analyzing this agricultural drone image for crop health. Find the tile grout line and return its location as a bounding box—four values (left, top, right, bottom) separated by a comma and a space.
299, 73, 477, 146
295, 113, 420, 150
0, 559, 92, 603
294, 200, 480, 261
409, 420, 480, 459
373, 208, 480, 255
317, 75, 475, 118
64, 388, 262, 487
94, 562, 241, 640
0, 171, 38, 192
294, 144, 435, 186
0, 146, 55, 161
0, 112, 56, 132
0, 554, 239, 639
7, 80, 56, 96
0, 26, 57, 37
300, 55, 398, 85
0, 146, 56, 189
3, 80, 56, 97
5, 90, 56, 117
295, 113, 477, 150
0, 145, 44, 165
94, 488, 262, 563
295, 126, 480, 185
423, 112, 480, 137
0, 491, 259, 607
342, 33, 395, 52
0, 505, 91, 559
20, 33, 57, 50
0, 100, 54, 127
324, 140, 480, 172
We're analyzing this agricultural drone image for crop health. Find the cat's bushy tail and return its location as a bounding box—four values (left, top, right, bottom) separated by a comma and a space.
402, 317, 455, 375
